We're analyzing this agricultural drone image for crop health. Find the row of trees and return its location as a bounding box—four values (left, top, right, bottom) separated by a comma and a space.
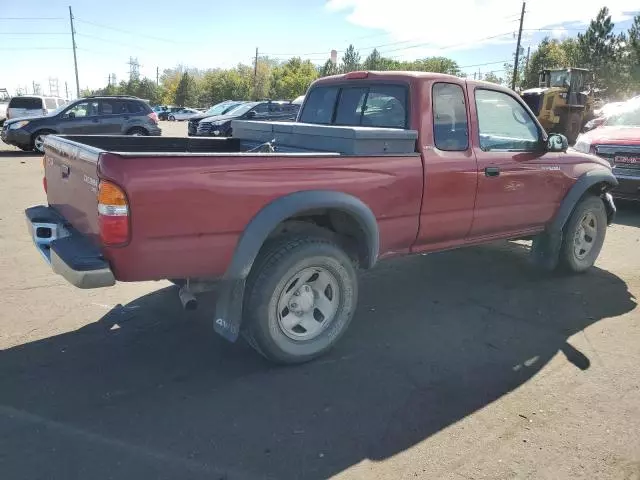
84, 7, 640, 106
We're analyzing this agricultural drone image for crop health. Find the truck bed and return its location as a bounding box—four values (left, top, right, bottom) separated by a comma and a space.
43, 134, 423, 282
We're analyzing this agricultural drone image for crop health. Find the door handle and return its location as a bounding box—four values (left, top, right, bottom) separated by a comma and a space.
61, 164, 70, 178
92, 118, 99, 123
485, 166, 501, 177
123, 116, 130, 120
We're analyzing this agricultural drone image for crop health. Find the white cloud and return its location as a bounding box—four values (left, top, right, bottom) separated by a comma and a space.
326, 0, 638, 53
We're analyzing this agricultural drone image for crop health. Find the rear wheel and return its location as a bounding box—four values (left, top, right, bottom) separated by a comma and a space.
126, 127, 148, 136
559, 195, 607, 273
243, 235, 358, 364
168, 115, 176, 121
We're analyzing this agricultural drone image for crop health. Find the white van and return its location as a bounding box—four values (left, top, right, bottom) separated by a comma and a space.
6, 96, 67, 120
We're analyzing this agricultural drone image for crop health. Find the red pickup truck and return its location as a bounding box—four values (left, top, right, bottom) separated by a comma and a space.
26, 72, 617, 364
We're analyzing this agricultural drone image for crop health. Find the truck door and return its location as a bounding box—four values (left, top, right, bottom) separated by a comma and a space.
467, 87, 562, 237
413, 81, 478, 249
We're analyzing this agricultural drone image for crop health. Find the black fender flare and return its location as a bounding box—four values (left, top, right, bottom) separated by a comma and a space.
532, 169, 618, 270
214, 190, 379, 342
549, 169, 618, 234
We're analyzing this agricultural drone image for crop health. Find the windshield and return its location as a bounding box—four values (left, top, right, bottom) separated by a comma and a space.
222, 102, 256, 117
549, 71, 570, 88
605, 103, 640, 127
49, 104, 67, 116
206, 102, 241, 116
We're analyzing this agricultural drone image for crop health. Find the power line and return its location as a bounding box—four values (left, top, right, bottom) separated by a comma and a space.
0, 32, 68, 35
0, 17, 65, 20
0, 47, 71, 50
75, 18, 180, 44
75, 32, 154, 50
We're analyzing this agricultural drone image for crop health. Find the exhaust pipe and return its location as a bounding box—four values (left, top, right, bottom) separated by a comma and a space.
178, 286, 198, 311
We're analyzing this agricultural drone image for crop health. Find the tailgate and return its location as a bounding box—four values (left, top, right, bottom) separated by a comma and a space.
44, 136, 103, 243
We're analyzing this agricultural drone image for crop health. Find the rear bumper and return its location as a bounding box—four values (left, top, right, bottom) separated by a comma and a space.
25, 205, 115, 289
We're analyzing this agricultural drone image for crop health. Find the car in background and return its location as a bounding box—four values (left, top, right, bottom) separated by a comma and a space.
6, 95, 67, 121
1, 95, 160, 153
156, 106, 183, 121
0, 88, 10, 125
196, 100, 299, 137
168, 108, 201, 121
187, 100, 245, 136
574, 100, 640, 200
292, 95, 305, 105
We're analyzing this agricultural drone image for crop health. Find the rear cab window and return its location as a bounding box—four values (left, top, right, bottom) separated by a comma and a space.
44, 98, 57, 109
300, 83, 408, 129
9, 97, 42, 109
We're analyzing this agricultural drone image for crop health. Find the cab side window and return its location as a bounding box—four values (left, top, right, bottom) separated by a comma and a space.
65, 101, 99, 118
475, 89, 540, 151
432, 83, 468, 151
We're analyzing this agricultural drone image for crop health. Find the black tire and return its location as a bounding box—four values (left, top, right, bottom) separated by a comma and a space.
168, 115, 176, 121
243, 236, 358, 364
126, 127, 148, 136
558, 195, 607, 273
32, 130, 54, 153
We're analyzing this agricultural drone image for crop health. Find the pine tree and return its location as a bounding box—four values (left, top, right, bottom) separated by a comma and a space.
340, 45, 361, 73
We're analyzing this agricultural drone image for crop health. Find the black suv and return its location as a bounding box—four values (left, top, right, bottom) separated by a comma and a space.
196, 101, 299, 137
1, 95, 161, 153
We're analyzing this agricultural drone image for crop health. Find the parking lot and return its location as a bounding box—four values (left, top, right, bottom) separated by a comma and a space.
0, 125, 639, 479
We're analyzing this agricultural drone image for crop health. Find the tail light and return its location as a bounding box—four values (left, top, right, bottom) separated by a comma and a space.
42, 157, 47, 193
147, 112, 158, 124
42, 109, 47, 116
98, 180, 130, 246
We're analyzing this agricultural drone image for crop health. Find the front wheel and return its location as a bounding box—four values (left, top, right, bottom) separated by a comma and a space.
168, 115, 176, 121
32, 131, 53, 153
559, 195, 607, 273
243, 236, 358, 364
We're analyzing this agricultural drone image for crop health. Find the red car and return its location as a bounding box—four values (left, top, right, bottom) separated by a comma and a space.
575, 100, 640, 201
26, 72, 617, 363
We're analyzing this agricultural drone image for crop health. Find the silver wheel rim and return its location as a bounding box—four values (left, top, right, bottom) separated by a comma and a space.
573, 211, 597, 260
131, 131, 143, 136
34, 134, 47, 152
276, 266, 340, 341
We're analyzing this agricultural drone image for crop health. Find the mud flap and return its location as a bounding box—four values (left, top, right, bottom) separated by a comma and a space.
531, 230, 562, 271
213, 279, 245, 342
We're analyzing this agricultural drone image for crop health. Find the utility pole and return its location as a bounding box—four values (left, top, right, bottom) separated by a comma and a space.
511, 1, 526, 90
254, 47, 258, 80
32, 81, 36, 95
68, 6, 80, 98
65, 81, 69, 100
524, 45, 531, 78
156, 66, 159, 86
253, 47, 259, 99
108, 74, 111, 86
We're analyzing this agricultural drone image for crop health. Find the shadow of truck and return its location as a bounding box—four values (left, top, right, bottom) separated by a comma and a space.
0, 241, 636, 479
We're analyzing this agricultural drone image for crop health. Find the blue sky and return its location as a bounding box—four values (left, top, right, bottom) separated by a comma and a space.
1, 0, 638, 99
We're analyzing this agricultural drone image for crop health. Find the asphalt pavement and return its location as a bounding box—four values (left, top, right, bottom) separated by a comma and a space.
0, 125, 639, 479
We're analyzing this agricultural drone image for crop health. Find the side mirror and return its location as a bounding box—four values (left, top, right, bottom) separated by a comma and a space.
547, 133, 568, 152
67, 111, 76, 119
246, 111, 256, 119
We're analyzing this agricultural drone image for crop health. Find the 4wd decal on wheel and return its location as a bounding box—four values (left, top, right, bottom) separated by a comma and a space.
215, 317, 238, 335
